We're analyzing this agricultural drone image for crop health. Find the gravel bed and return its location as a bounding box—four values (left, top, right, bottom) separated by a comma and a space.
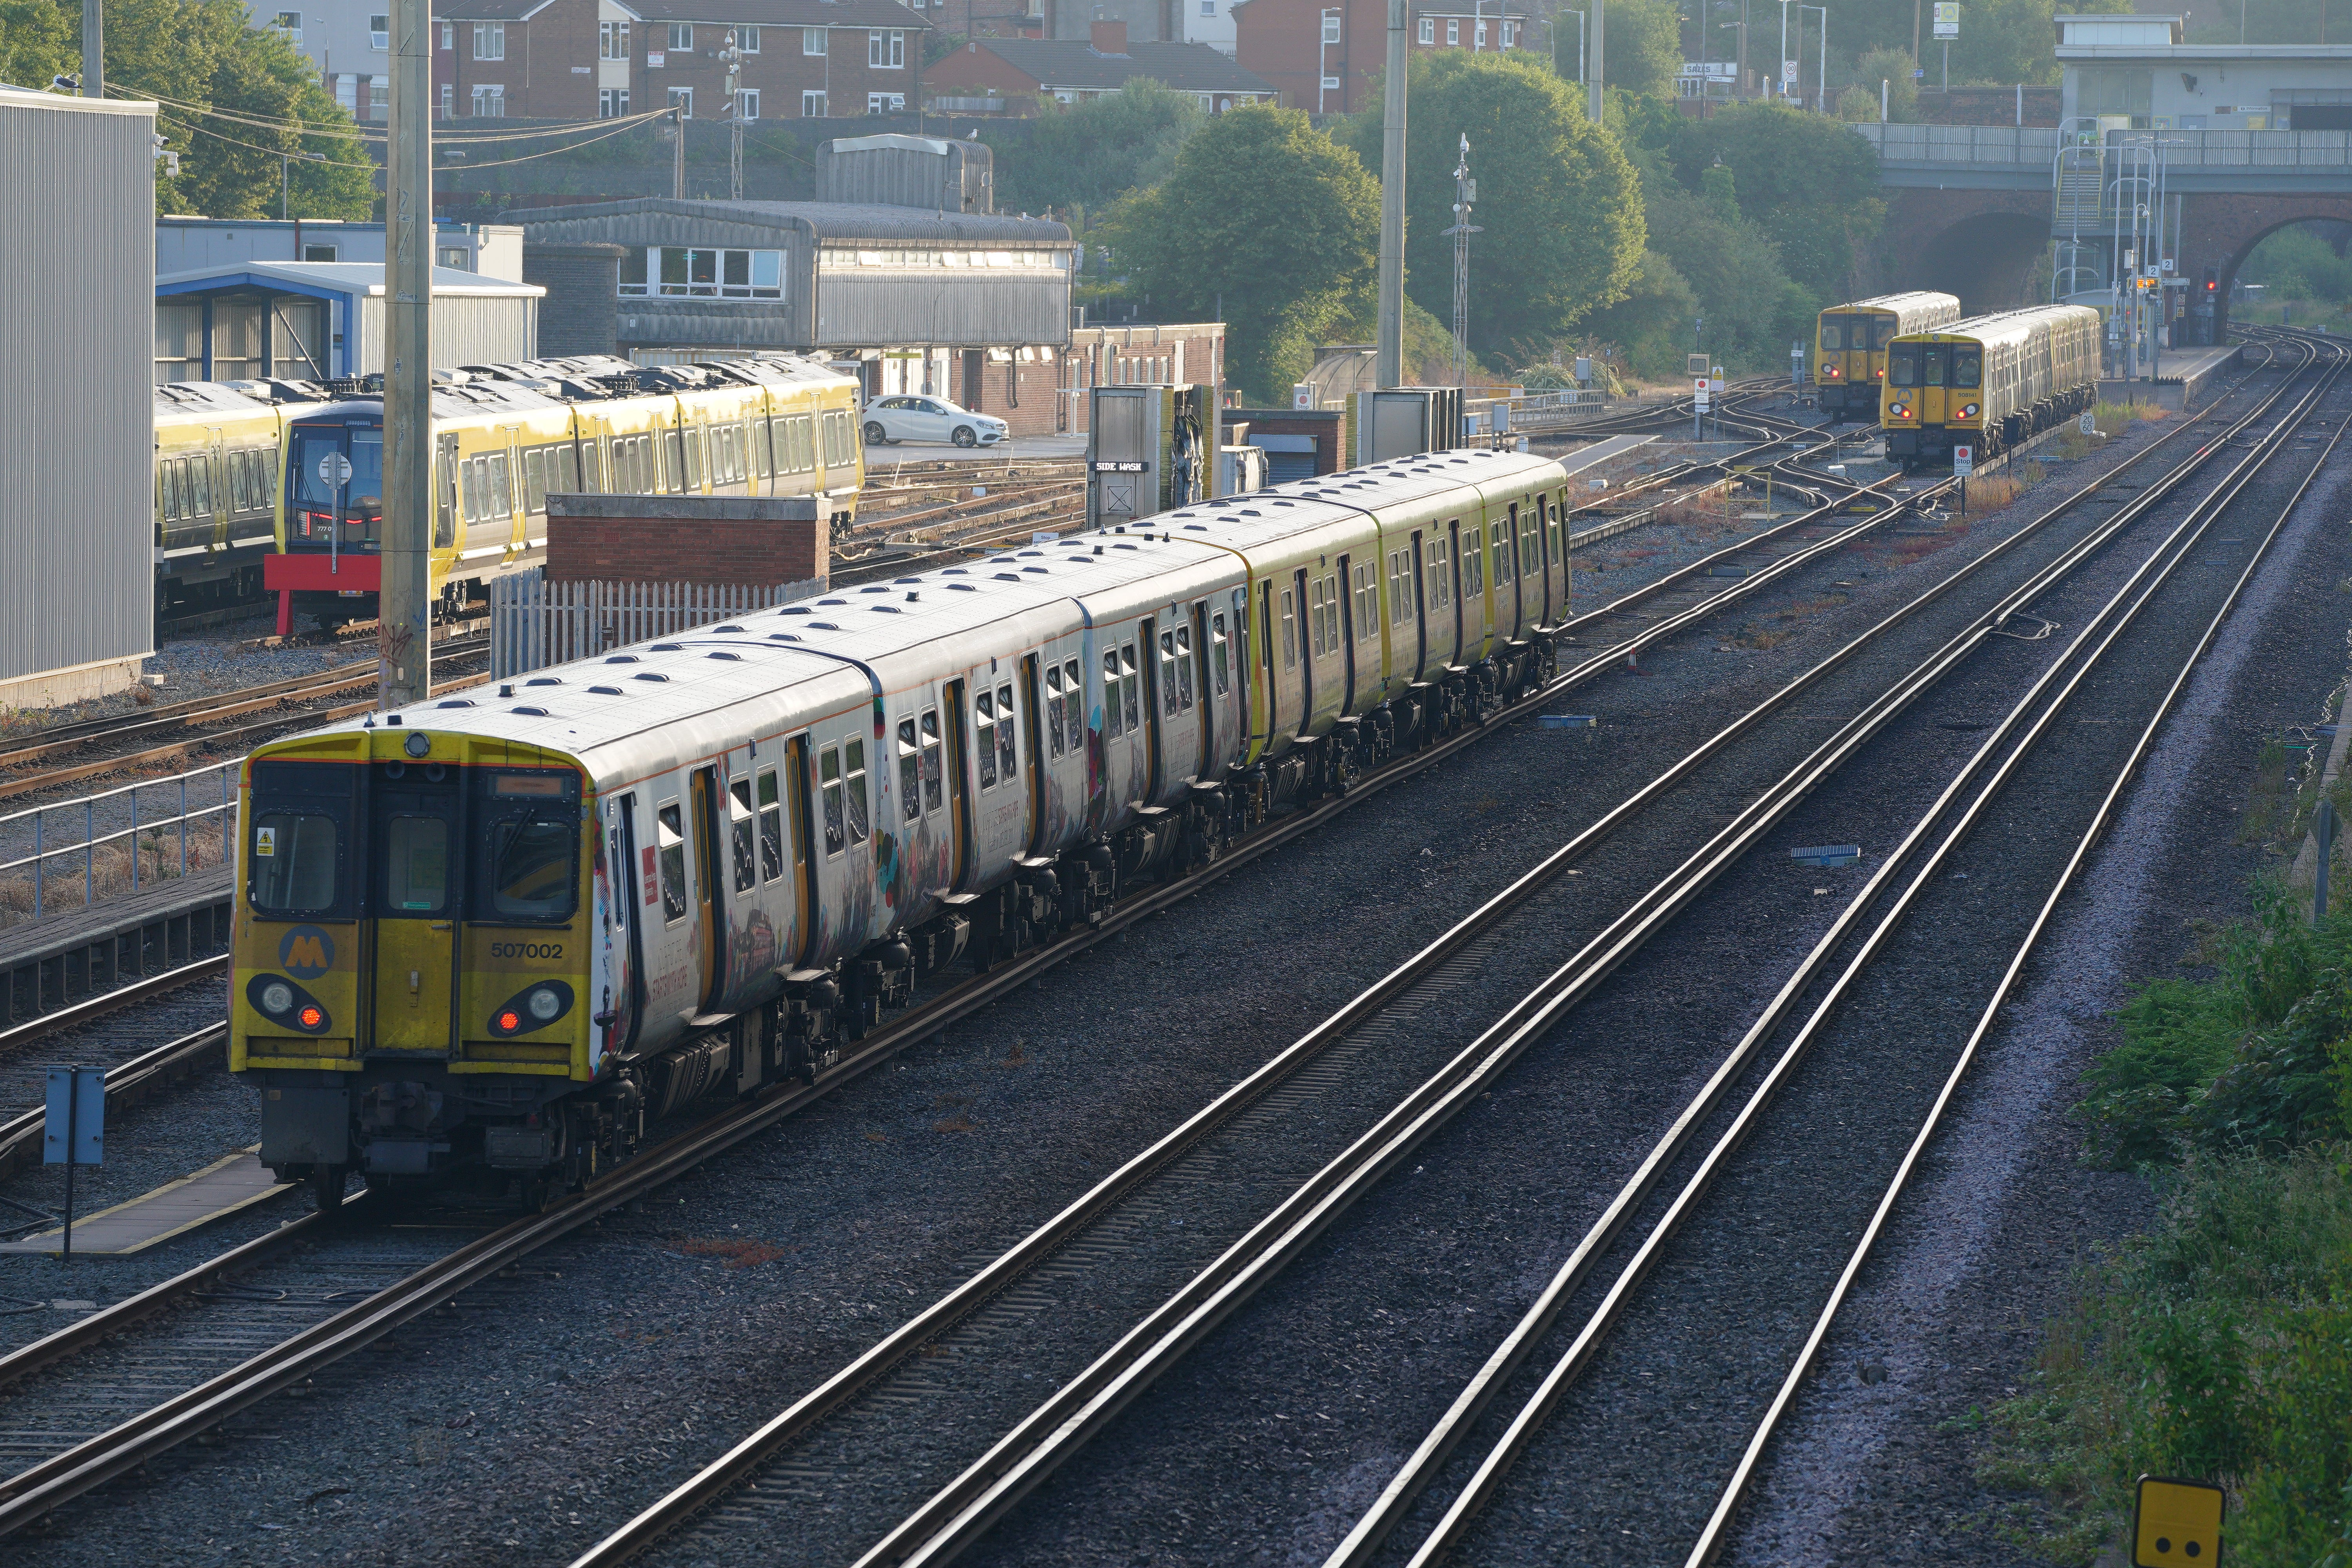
0, 613, 351, 740
0, 376, 2251, 1564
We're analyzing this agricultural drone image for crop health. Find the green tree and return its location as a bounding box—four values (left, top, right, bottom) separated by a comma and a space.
1641, 182, 1813, 372
1556, 0, 1679, 100
1338, 51, 1643, 363
1669, 100, 1880, 305
1579, 248, 1702, 379
982, 78, 1201, 217
1106, 103, 1378, 400
1853, 46, 1918, 118
0, 0, 76, 89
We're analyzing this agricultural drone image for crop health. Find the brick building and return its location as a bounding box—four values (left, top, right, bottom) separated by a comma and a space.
1230, 0, 1528, 112
929, 22, 1275, 110
433, 0, 933, 121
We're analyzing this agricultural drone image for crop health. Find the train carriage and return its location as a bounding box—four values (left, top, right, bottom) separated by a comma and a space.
1813, 292, 1963, 420
231, 447, 1572, 1204
1882, 305, 2104, 466
152, 381, 319, 619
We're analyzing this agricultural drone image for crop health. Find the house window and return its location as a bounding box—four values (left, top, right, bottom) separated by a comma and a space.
471, 82, 505, 115
270, 9, 301, 43
599, 87, 630, 116
1201, 1, 1213, 13
1321, 12, 1340, 40
599, 19, 629, 58
802, 88, 827, 114
1474, 19, 1486, 45
439, 81, 454, 116
803, 25, 826, 53
867, 91, 904, 112
622, 246, 786, 299
1446, 18, 1458, 43
369, 13, 387, 47
473, 21, 503, 58
668, 21, 691, 49
737, 24, 760, 49
439, 20, 452, 48
303, 242, 339, 261
868, 28, 903, 66
737, 87, 759, 118
368, 77, 388, 114
335, 73, 357, 113
1500, 19, 1514, 45
1418, 15, 1434, 41
668, 85, 692, 115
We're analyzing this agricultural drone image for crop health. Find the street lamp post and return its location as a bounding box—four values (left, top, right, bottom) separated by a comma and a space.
1563, 7, 1586, 83
1800, 3, 1826, 112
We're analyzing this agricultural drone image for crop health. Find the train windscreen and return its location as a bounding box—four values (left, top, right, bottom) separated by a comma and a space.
1888, 345, 1920, 386
287, 423, 385, 512
1820, 319, 1844, 350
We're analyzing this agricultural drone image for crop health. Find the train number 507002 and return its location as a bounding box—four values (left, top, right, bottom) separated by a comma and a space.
489, 942, 564, 960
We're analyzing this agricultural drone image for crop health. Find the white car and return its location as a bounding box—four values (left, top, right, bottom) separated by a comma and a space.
862, 395, 1008, 448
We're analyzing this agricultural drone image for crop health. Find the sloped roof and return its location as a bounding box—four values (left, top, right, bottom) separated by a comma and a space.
619, 0, 929, 26
977, 38, 1276, 93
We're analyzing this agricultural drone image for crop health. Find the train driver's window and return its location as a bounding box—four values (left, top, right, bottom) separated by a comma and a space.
1102, 653, 1124, 739
818, 748, 846, 856
655, 802, 689, 920
1820, 320, 1842, 351
1875, 315, 1898, 348
249, 811, 339, 914
898, 719, 923, 818
728, 777, 757, 894
1120, 644, 1142, 733
1211, 614, 1230, 696
755, 769, 782, 882
1044, 666, 1067, 759
919, 710, 944, 814
1171, 630, 1193, 711
1888, 345, 1919, 387
995, 684, 1017, 779
1954, 351, 1982, 389
1062, 659, 1083, 752
976, 691, 1000, 788
843, 739, 869, 845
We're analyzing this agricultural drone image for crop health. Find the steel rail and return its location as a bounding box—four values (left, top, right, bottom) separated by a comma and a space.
1679, 333, 2352, 1566
0, 1022, 229, 1185
569, 350, 2285, 1568
0, 956, 228, 1059
1386, 336, 2341, 1568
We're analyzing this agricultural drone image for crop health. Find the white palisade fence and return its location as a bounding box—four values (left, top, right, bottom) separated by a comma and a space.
491, 570, 829, 679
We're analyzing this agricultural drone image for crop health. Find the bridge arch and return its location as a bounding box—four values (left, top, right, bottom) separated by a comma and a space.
1880, 189, 2051, 316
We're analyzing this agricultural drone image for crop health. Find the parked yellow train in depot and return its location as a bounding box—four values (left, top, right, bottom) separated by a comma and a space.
1812, 292, 1962, 421
1882, 305, 2104, 468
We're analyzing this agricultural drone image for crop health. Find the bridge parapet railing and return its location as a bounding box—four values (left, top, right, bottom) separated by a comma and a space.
1849, 121, 2352, 168
1850, 122, 2060, 166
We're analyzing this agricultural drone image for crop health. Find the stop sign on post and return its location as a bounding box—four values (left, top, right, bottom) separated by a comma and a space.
1953, 445, 1975, 476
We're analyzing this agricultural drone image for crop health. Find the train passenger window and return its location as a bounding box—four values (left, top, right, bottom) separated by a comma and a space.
920, 710, 943, 813
818, 747, 845, 855
159, 462, 180, 523
898, 719, 923, 817
460, 458, 482, 525
488, 452, 512, 518
1387, 550, 1409, 626
728, 777, 757, 893
1305, 579, 1325, 658
1172, 630, 1193, 711
1820, 321, 1842, 351
1521, 507, 1541, 579
1464, 532, 1483, 598
1159, 633, 1180, 717
1491, 521, 1512, 588
1102, 653, 1123, 739
995, 684, 1017, 778
656, 802, 689, 919
976, 691, 1000, 789
249, 811, 339, 914
226, 452, 247, 513
1120, 644, 1141, 733
524, 449, 546, 514
488, 817, 576, 919
1211, 614, 1229, 696
1062, 659, 1083, 752
685, 427, 706, 488
1954, 351, 1982, 389
188, 456, 212, 518
1922, 347, 1947, 387
1280, 586, 1298, 669
843, 739, 869, 844
580, 441, 601, 492
757, 768, 783, 880
380, 817, 448, 914
1044, 667, 1067, 759
753, 418, 771, 478
659, 428, 680, 493
1547, 497, 1564, 570
555, 444, 578, 492
1888, 345, 1919, 387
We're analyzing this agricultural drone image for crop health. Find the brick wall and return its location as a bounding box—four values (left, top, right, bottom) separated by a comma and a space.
641, 18, 928, 120
546, 495, 829, 585
442, 0, 603, 121
1056, 324, 1226, 434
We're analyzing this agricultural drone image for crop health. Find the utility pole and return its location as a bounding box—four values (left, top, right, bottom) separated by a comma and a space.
1444, 134, 1480, 389
723, 29, 743, 201
382, 0, 432, 710
672, 104, 686, 198
1912, 0, 1920, 64
81, 0, 100, 96
1588, 0, 1604, 121
1375, 0, 1407, 388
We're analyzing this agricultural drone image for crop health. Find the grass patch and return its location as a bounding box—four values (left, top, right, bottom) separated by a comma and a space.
2237, 740, 2302, 846
1960, 473, 2025, 513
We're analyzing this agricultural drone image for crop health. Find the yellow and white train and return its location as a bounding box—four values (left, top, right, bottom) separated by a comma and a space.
1881, 305, 2104, 467
1812, 292, 1962, 420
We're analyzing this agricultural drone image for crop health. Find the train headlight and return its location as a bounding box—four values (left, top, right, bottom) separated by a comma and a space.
1889, 402, 1911, 419
489, 980, 574, 1036
262, 981, 294, 1015
1960, 403, 1980, 419
528, 987, 563, 1022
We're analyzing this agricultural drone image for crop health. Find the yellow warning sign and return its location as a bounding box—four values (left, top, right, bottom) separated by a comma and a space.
2134, 1475, 2224, 1566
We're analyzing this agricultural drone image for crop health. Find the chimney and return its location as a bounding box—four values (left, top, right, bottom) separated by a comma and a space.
1090, 18, 1128, 52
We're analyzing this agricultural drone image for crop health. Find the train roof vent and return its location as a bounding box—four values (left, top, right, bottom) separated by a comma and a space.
768, 632, 802, 642
1017, 550, 1044, 557
778, 606, 812, 616
632, 671, 670, 682
524, 676, 563, 686
1112, 542, 1140, 551
511, 706, 551, 717
1023, 565, 1049, 573
895, 576, 924, 584
817, 598, 847, 606
589, 684, 624, 695
941, 567, 970, 576
1239, 509, 1261, 516
807, 622, 840, 631
604, 654, 641, 664
1183, 523, 1207, 531
858, 585, 891, 594
993, 572, 1022, 582
948, 583, 978, 592
713, 623, 745, 633
436, 699, 477, 709
707, 650, 744, 661
650, 642, 683, 651
871, 604, 902, 613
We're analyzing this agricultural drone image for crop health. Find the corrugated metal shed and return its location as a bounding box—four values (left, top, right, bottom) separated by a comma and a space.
816, 134, 993, 213
0, 88, 156, 704
155, 261, 542, 377
511, 197, 1071, 354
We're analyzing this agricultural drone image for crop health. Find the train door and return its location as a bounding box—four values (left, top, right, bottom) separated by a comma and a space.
944, 681, 973, 891
1501, 508, 1523, 639
434, 434, 459, 553
1021, 654, 1049, 855
1191, 604, 1215, 775
1408, 530, 1428, 681
1335, 557, 1359, 713
1292, 568, 1314, 730
688, 766, 724, 1012
1135, 617, 1164, 799
782, 737, 815, 965
367, 762, 462, 1054
1920, 341, 1949, 427
1447, 521, 1468, 662
207, 430, 231, 553
604, 792, 646, 1056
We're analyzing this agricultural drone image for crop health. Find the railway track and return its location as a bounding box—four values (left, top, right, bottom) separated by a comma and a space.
546, 343, 2298, 1567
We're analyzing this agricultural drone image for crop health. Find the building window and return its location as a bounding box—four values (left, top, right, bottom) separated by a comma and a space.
335, 73, 357, 112
620, 246, 786, 299
737, 24, 760, 50
868, 28, 904, 67
668, 85, 692, 115
1321, 12, 1340, 40
471, 82, 506, 115
599, 19, 629, 58
370, 13, 387, 47
867, 91, 904, 113
439, 81, 454, 116
1500, 19, 1513, 45
369, 77, 388, 114
737, 87, 759, 118
1418, 15, 1433, 41
1446, 18, 1458, 43
303, 242, 339, 261
270, 9, 301, 43
803, 89, 827, 114
668, 21, 691, 49
439, 20, 452, 48
599, 87, 630, 116
803, 25, 826, 53
1474, 19, 1485, 45
438, 245, 469, 267
473, 21, 503, 58
1201, 0, 1214, 13
1321, 74, 1340, 89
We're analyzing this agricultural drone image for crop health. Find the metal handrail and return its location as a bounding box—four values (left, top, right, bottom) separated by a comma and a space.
0, 757, 238, 924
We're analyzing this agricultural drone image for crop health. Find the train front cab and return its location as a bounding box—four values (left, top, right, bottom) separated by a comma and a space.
1815, 309, 1892, 419
233, 725, 604, 1204
1881, 334, 1987, 465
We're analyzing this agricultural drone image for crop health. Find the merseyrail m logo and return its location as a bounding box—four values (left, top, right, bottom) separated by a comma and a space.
278, 926, 335, 979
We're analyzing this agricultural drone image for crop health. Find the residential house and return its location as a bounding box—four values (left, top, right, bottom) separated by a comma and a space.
1231, 0, 1529, 112
931, 21, 1276, 111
